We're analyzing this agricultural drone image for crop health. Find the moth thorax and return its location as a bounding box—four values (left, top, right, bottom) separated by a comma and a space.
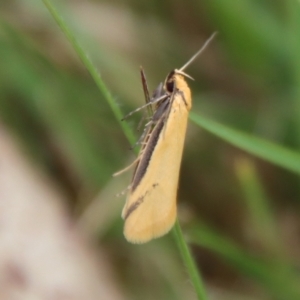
173, 74, 192, 110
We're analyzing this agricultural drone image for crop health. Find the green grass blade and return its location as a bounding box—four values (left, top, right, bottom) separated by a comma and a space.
41, 0, 135, 146
172, 220, 207, 300
235, 158, 281, 254
190, 112, 300, 175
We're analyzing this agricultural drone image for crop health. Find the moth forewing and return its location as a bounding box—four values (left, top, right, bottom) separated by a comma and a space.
122, 73, 192, 243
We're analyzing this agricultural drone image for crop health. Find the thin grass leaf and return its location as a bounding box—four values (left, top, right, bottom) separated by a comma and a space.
190, 112, 300, 176
235, 157, 282, 254
172, 220, 207, 300
42, 0, 135, 146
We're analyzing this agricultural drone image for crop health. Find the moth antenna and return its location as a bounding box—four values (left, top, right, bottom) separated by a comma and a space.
140, 67, 153, 116
178, 31, 218, 72
175, 70, 194, 80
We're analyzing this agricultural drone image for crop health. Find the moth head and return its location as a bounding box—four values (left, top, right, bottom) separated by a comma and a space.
164, 69, 193, 94
163, 32, 217, 94
164, 70, 175, 93
164, 32, 217, 93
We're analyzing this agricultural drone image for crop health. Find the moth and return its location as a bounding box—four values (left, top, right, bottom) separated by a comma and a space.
117, 33, 217, 244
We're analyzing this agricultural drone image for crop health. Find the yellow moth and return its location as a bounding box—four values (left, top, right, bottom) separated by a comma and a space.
118, 33, 217, 244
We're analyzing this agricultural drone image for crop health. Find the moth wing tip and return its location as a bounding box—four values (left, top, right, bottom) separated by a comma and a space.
123, 215, 176, 244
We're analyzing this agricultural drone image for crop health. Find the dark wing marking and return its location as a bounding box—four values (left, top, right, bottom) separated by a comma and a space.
131, 118, 165, 192
124, 192, 147, 220
124, 183, 160, 220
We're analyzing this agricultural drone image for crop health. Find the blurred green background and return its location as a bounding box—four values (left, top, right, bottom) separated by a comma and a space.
1, 0, 300, 299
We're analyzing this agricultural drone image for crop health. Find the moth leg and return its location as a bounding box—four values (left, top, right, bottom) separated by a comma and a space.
115, 184, 132, 197
113, 155, 141, 177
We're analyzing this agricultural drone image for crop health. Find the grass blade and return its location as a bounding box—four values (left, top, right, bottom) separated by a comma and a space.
172, 220, 207, 300
235, 157, 281, 254
190, 112, 300, 175
42, 0, 135, 145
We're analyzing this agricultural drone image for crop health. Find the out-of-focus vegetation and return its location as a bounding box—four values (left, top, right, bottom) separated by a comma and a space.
1, 0, 300, 299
